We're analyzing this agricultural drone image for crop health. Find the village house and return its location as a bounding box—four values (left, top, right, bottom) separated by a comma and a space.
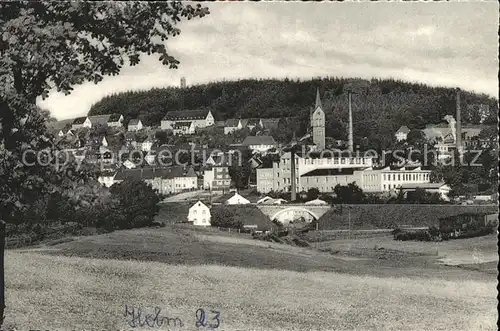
395, 126, 411, 142
172, 121, 195, 135
57, 127, 74, 137
203, 165, 231, 191
223, 119, 245, 135
112, 166, 198, 194
127, 119, 143, 132
226, 192, 250, 205
187, 201, 211, 227
241, 135, 277, 153
98, 171, 117, 188
107, 113, 124, 127
72, 116, 91, 130
160, 109, 214, 132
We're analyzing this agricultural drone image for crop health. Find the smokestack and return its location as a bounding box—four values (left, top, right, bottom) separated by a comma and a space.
456, 88, 462, 152
348, 91, 354, 152
290, 148, 297, 202
180, 77, 186, 89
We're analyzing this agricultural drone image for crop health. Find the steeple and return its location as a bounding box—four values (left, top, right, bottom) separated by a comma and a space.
315, 88, 322, 110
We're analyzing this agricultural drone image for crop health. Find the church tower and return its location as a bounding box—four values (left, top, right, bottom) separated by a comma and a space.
311, 88, 326, 150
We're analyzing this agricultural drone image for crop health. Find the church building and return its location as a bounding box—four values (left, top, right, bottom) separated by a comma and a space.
311, 88, 326, 150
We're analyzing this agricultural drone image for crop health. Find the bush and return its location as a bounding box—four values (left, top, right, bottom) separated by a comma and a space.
110, 179, 160, 229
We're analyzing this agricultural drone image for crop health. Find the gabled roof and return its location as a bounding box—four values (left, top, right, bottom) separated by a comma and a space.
88, 114, 111, 126
396, 126, 411, 134
246, 118, 261, 126
128, 119, 142, 126
215, 121, 225, 127
225, 118, 240, 127
163, 110, 210, 121
108, 113, 123, 122
260, 118, 280, 130
242, 135, 276, 146
72, 117, 87, 125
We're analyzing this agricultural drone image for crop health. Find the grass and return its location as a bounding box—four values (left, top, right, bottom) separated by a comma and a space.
5, 226, 498, 330
5, 249, 497, 331
318, 204, 498, 229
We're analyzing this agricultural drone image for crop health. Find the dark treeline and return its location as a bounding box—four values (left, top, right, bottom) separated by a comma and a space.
89, 77, 498, 150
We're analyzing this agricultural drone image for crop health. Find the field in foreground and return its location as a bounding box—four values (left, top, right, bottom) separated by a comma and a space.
5, 251, 497, 331
4, 226, 498, 330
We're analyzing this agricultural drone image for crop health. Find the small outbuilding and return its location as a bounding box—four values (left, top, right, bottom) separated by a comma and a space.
226, 192, 251, 205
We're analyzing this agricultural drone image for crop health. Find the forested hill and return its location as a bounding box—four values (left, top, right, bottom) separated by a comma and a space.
89, 77, 497, 145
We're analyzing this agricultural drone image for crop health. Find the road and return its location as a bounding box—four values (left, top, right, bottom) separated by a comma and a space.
161, 189, 211, 203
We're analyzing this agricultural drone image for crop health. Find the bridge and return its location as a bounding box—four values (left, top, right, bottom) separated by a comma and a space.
254, 203, 332, 222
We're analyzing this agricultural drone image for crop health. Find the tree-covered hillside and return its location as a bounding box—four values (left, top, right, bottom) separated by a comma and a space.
89, 77, 498, 149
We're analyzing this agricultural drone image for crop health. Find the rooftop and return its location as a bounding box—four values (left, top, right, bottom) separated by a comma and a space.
242, 135, 276, 146
163, 109, 210, 121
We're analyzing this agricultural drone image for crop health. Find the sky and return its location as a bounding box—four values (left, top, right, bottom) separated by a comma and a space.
39, 1, 499, 120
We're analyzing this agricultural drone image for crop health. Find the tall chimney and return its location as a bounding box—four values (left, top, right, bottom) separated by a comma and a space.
290, 148, 297, 202
348, 91, 354, 152
456, 88, 462, 152
180, 77, 186, 89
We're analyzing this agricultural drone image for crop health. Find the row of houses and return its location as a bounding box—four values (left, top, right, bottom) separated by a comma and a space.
55, 110, 286, 138
99, 166, 198, 194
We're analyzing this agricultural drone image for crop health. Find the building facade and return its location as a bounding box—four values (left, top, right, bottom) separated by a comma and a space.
203, 166, 231, 191
188, 201, 211, 226
256, 151, 432, 194
160, 109, 214, 131
127, 119, 143, 132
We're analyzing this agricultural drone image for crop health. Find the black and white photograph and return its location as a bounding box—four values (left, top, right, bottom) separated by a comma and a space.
0, 1, 498, 330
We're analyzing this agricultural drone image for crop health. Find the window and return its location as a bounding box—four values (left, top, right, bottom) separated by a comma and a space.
202, 210, 206, 215
383, 184, 386, 190
398, 174, 400, 181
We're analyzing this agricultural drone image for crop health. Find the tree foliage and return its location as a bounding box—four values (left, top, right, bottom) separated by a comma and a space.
0, 1, 209, 221
109, 179, 160, 229
333, 183, 366, 204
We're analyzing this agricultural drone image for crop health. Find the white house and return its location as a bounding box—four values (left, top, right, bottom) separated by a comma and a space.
98, 171, 117, 188
241, 135, 277, 153
107, 114, 124, 127
224, 119, 244, 135
226, 193, 250, 205
72, 117, 91, 130
161, 109, 214, 131
128, 119, 143, 132
188, 201, 211, 226
395, 126, 411, 142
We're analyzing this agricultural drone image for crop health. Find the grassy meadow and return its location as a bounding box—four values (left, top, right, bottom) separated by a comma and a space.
4, 226, 498, 330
